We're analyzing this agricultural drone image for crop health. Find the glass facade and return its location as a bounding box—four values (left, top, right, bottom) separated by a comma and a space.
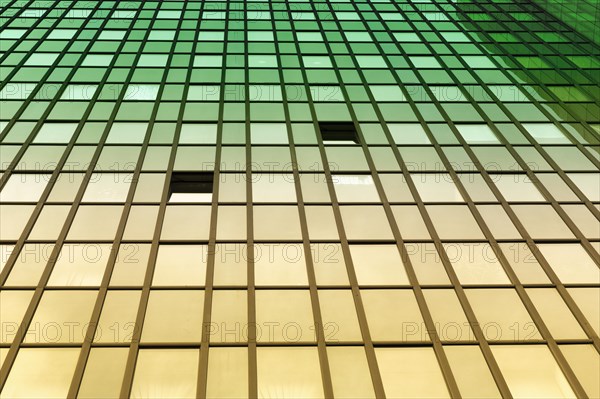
0, 0, 599, 398
532, 0, 600, 44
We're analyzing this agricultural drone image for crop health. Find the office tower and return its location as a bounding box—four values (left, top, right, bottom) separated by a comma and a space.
0, 0, 599, 397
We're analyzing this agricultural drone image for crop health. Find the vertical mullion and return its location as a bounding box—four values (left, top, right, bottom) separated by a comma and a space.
273, 7, 335, 397
447, 0, 600, 211
0, 1, 98, 186
416, 2, 600, 267
389, 2, 595, 396
117, 3, 205, 397
0, 1, 138, 391
0, 0, 62, 71
196, 2, 228, 396
322, 1, 463, 397
357, 3, 517, 398
288, 3, 387, 398
242, 2, 258, 396
66, 4, 190, 397
494, 1, 600, 103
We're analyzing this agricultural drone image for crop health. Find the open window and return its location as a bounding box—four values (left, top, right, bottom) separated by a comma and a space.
318, 122, 359, 144
168, 172, 214, 203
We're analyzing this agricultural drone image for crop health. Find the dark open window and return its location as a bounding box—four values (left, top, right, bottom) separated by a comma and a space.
168, 172, 214, 202
318, 122, 359, 144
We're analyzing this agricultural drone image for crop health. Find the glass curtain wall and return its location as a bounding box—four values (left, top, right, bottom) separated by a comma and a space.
0, 0, 599, 398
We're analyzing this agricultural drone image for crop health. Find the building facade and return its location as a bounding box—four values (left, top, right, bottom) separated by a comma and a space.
0, 0, 599, 397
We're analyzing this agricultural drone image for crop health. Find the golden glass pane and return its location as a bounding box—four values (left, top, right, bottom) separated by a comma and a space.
318, 289, 362, 342
444, 345, 501, 399
130, 349, 199, 399
25, 290, 96, 344
152, 245, 208, 286
361, 289, 427, 342
48, 243, 112, 286
327, 346, 375, 398
206, 347, 248, 398
209, 290, 247, 343
349, 244, 409, 285
78, 348, 128, 399
0, 290, 34, 344
465, 289, 542, 341
141, 290, 204, 342
254, 243, 308, 286
2, 348, 80, 399
491, 345, 575, 398
257, 347, 323, 399
376, 347, 450, 398
423, 289, 475, 342
255, 290, 314, 343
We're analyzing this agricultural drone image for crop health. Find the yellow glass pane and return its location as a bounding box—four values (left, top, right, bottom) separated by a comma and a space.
257, 347, 323, 399
491, 345, 575, 398
2, 348, 80, 399
78, 348, 128, 399
376, 347, 450, 398
141, 290, 204, 342
131, 349, 199, 399
327, 346, 375, 398
206, 347, 248, 398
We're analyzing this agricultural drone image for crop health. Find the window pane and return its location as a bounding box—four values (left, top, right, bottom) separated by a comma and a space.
350, 245, 409, 285
340, 205, 393, 240
376, 347, 450, 398
465, 289, 541, 341
444, 243, 510, 285
95, 291, 141, 343
537, 244, 599, 284
82, 173, 132, 202
213, 243, 247, 287
327, 346, 375, 398
206, 347, 248, 398
319, 290, 361, 342
131, 349, 199, 399
79, 348, 128, 399
444, 346, 501, 399
2, 348, 80, 399
255, 243, 308, 286
48, 243, 112, 286
67, 206, 123, 240
362, 289, 426, 342
526, 288, 587, 339
160, 205, 211, 240
255, 290, 314, 343
253, 206, 302, 240
423, 289, 474, 342
0, 290, 34, 344
491, 345, 575, 398
257, 347, 323, 399
426, 205, 485, 240
25, 291, 97, 343
332, 175, 380, 203
567, 288, 600, 336
560, 345, 600, 398
152, 245, 208, 286
511, 205, 574, 239
110, 244, 151, 287
209, 290, 247, 344
252, 173, 296, 203
0, 173, 49, 202
312, 243, 349, 286
141, 290, 204, 342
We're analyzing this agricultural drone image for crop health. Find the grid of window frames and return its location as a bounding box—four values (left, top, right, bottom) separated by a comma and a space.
0, 0, 599, 398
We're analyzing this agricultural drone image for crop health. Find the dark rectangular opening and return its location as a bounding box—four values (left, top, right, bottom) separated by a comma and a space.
169, 172, 214, 202
318, 122, 359, 144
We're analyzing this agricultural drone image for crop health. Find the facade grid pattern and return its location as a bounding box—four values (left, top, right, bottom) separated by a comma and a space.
0, 0, 599, 398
